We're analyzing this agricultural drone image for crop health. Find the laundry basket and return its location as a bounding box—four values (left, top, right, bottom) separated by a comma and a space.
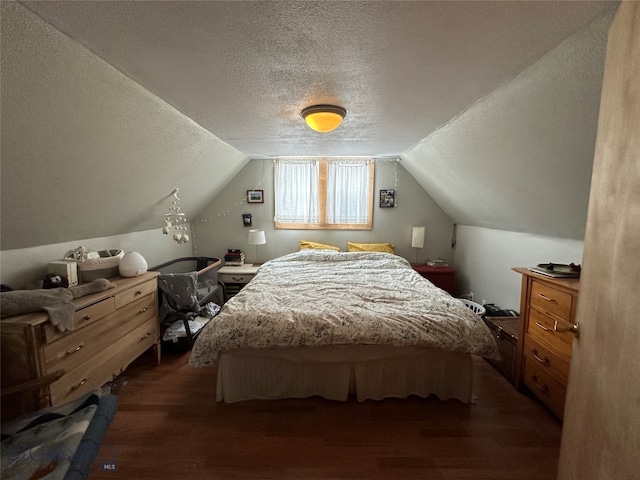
461, 299, 486, 317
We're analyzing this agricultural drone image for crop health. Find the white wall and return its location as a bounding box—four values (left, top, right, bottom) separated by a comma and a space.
192, 159, 455, 265
453, 225, 584, 310
0, 2, 247, 251
402, 12, 613, 241
0, 229, 190, 290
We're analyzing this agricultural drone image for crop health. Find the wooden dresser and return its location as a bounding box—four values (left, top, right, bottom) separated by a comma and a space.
1, 272, 160, 420
513, 268, 579, 419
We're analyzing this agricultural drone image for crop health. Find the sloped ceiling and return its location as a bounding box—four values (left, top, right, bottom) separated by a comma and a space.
0, 1, 619, 250
403, 11, 615, 239
19, 0, 616, 158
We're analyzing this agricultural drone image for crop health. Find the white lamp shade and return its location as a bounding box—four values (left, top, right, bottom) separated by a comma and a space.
411, 226, 425, 248
248, 229, 267, 245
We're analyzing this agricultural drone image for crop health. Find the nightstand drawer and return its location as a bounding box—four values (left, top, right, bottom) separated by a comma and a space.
219, 273, 255, 284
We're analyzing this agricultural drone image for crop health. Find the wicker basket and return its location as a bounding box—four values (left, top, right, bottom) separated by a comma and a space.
65, 247, 124, 282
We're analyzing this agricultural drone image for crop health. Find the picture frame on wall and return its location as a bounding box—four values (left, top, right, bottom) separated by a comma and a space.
247, 190, 264, 204
379, 189, 395, 208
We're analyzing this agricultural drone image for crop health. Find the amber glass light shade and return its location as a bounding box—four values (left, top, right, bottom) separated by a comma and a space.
301, 105, 347, 132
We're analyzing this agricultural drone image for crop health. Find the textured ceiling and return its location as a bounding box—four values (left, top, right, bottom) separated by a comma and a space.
20, 0, 617, 159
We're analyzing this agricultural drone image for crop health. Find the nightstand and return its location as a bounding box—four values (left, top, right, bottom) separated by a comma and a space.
218, 264, 260, 299
412, 264, 456, 295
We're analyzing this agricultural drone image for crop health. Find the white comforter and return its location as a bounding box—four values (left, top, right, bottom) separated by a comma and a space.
189, 250, 497, 367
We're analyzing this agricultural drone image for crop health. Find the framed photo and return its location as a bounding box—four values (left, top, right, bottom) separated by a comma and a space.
247, 190, 264, 204
379, 189, 395, 208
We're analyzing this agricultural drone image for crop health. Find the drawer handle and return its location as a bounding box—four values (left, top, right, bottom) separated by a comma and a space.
71, 378, 88, 391
554, 319, 580, 338
231, 276, 243, 282
140, 331, 151, 340
137, 307, 148, 314
535, 321, 553, 333
538, 293, 557, 303
531, 375, 550, 395
82, 315, 91, 322
532, 349, 550, 366
135, 290, 143, 296
67, 344, 85, 355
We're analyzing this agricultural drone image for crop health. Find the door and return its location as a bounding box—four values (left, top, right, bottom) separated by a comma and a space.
557, 2, 640, 479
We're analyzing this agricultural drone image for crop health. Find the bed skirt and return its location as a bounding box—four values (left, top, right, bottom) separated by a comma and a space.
216, 345, 473, 403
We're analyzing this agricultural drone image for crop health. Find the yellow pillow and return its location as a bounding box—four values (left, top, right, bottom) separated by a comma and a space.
347, 242, 395, 254
299, 240, 341, 252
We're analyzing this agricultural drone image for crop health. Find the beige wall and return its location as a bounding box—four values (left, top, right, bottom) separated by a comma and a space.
454, 226, 584, 310
0, 229, 189, 290
192, 159, 456, 269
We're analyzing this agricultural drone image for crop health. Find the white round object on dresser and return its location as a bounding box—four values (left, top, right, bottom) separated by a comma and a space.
119, 251, 148, 277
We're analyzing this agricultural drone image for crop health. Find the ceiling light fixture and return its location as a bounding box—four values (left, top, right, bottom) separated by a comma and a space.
301, 104, 347, 133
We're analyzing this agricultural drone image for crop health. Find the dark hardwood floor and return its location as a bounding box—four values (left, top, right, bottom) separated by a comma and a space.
89, 349, 562, 480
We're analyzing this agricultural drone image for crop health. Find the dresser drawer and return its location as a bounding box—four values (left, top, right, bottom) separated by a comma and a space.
44, 294, 157, 373
523, 334, 570, 384
530, 281, 573, 320
44, 296, 116, 344
114, 278, 157, 309
527, 307, 574, 358
219, 273, 254, 284
523, 357, 567, 418
50, 316, 158, 405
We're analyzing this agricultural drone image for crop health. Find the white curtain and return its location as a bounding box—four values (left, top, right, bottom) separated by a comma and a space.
274, 159, 319, 224
327, 160, 371, 224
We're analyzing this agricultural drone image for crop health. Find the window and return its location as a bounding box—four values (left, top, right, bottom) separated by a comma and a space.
274, 158, 374, 229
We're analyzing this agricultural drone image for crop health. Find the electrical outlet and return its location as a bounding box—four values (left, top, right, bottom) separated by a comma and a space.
482, 299, 487, 305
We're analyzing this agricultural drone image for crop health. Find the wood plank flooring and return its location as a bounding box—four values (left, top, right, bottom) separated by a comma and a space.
89, 349, 562, 480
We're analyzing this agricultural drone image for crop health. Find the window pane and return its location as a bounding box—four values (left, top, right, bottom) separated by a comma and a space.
274, 160, 319, 224
326, 160, 371, 224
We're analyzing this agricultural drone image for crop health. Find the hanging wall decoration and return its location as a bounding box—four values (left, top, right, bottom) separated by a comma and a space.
163, 188, 190, 244
379, 189, 396, 208
247, 190, 264, 203
242, 213, 253, 227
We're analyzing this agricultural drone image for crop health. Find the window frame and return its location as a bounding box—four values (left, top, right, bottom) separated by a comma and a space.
274, 159, 375, 230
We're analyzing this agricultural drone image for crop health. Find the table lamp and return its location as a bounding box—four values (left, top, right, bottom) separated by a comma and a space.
411, 226, 425, 264
248, 229, 267, 265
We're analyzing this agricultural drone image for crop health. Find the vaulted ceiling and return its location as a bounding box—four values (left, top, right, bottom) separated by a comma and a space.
0, 1, 620, 251
19, 0, 615, 158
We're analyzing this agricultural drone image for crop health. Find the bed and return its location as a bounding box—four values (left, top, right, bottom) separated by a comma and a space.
189, 250, 498, 403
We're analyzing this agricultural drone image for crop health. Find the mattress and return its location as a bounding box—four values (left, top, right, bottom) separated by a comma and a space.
190, 250, 498, 368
